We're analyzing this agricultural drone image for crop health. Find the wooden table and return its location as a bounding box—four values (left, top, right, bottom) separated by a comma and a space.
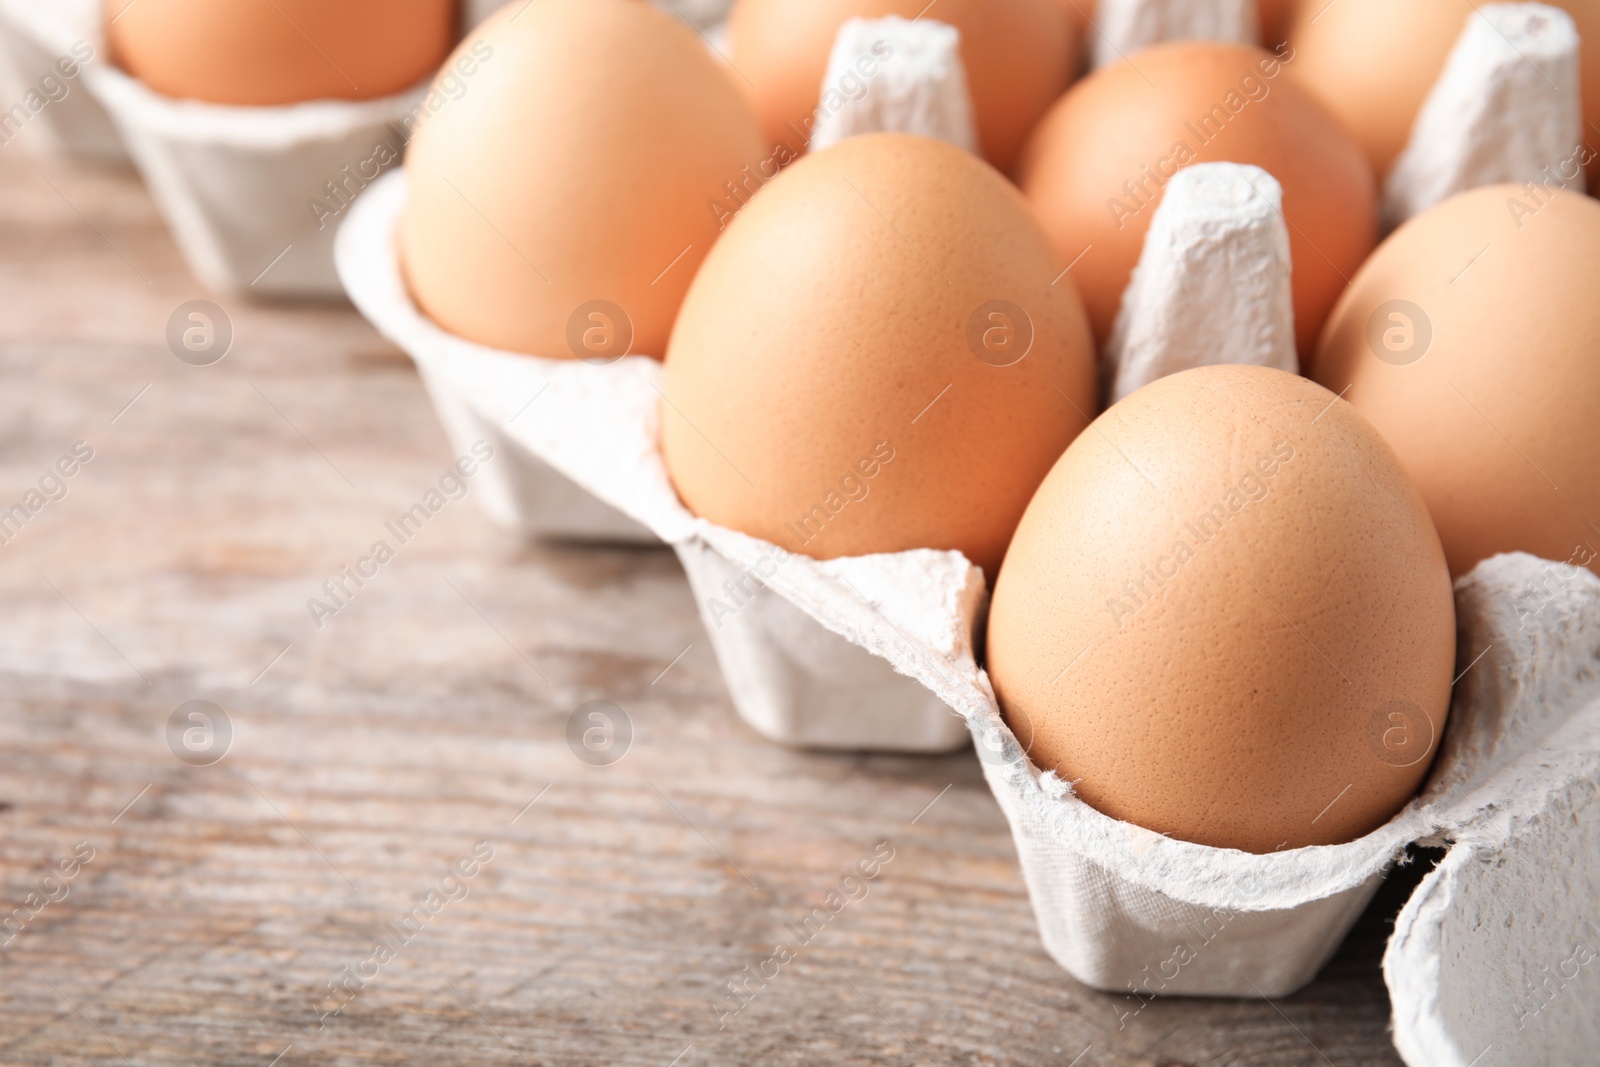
0, 151, 1411, 1066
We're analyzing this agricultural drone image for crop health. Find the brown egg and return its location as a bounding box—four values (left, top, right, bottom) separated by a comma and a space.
1313, 185, 1600, 579
106, 0, 456, 105
1017, 41, 1377, 357
401, 0, 765, 359
987, 365, 1455, 853
727, 0, 1075, 173
1053, 0, 1093, 47
662, 133, 1098, 579
1288, 0, 1600, 184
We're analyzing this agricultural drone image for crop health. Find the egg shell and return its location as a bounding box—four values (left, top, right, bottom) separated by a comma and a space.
661, 132, 1099, 580
986, 364, 1456, 854
105, 0, 457, 105
1018, 41, 1376, 358
727, 0, 1075, 172
1288, 0, 1600, 184
1313, 184, 1600, 579
400, 0, 766, 360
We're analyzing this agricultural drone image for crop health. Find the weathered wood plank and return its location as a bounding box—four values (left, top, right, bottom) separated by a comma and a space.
0, 153, 1406, 1066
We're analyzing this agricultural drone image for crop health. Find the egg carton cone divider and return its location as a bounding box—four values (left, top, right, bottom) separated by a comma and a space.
336, 170, 972, 753
1090, 0, 1259, 69
809, 16, 977, 154
1385, 2, 1586, 227
0, 0, 126, 162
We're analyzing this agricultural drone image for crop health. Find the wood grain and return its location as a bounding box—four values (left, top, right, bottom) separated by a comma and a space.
0, 150, 1412, 1065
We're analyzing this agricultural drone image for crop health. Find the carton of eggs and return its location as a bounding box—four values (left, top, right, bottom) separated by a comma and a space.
23, 0, 723, 297
335, 3, 1600, 1063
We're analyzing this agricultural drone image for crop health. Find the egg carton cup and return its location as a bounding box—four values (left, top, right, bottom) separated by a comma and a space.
79, 60, 425, 298
336, 171, 971, 752
992, 552, 1600, 1063
0, 0, 125, 162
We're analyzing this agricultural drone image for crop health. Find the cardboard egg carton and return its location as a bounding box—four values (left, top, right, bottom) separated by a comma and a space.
1, 1, 521, 298
82, 65, 424, 297
0, 0, 125, 162
337, 8, 1597, 1059
337, 167, 1600, 1060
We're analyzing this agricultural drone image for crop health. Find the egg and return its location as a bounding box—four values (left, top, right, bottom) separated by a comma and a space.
727, 0, 1076, 172
1288, 0, 1600, 183
106, 0, 456, 106
1312, 185, 1600, 579
401, 0, 766, 359
987, 365, 1455, 853
1017, 42, 1376, 358
662, 133, 1098, 579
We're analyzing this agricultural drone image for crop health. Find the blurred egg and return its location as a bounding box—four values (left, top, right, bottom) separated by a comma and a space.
1018, 42, 1375, 357
662, 133, 1098, 579
987, 365, 1455, 853
1288, 0, 1600, 183
727, 0, 1076, 172
106, 0, 456, 105
401, 0, 765, 359
1312, 184, 1600, 578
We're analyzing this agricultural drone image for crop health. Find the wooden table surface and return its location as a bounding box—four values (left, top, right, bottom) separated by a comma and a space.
0, 151, 1415, 1066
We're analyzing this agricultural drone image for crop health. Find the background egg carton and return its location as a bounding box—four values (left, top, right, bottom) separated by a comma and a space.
0, 0, 601, 297
338, 4, 1597, 1062
0, 0, 124, 162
